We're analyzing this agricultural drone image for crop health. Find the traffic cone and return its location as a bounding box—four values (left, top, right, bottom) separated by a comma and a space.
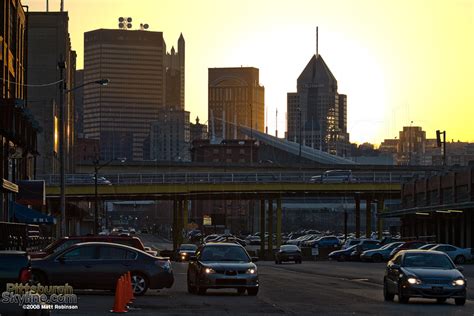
110, 277, 128, 313
127, 272, 135, 302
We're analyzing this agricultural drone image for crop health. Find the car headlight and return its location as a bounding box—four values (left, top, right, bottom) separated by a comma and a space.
452, 279, 465, 286
246, 268, 257, 274
204, 267, 216, 274
407, 277, 421, 285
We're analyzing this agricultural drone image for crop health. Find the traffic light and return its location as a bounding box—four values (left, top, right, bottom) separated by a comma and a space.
436, 130, 442, 147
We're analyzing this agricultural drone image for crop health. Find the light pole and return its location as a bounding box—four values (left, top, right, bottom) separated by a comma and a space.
58, 69, 109, 237
93, 157, 126, 234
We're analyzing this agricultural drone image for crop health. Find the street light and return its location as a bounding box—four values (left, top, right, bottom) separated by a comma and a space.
58, 58, 109, 236
93, 157, 126, 234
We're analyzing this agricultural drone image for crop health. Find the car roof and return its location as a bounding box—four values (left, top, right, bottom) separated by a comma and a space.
203, 242, 243, 247
399, 249, 447, 256
0, 250, 28, 256
62, 235, 139, 240
71, 241, 141, 252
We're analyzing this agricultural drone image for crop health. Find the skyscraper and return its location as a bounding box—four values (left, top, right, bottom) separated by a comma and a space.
287, 54, 349, 156
208, 67, 264, 140
83, 28, 185, 161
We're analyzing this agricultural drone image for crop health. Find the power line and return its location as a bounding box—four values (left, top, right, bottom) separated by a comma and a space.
0, 78, 63, 87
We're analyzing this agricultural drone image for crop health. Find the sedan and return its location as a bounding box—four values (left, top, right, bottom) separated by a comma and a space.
429, 244, 472, 264
383, 250, 466, 305
177, 244, 198, 262
275, 245, 302, 264
361, 242, 404, 262
329, 244, 358, 261
31, 242, 174, 295
389, 241, 426, 259
187, 243, 258, 295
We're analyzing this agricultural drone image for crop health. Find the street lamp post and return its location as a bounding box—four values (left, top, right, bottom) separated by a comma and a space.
93, 157, 126, 234
58, 71, 109, 236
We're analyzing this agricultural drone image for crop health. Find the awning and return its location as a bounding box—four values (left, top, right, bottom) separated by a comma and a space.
11, 202, 56, 225
1, 178, 18, 193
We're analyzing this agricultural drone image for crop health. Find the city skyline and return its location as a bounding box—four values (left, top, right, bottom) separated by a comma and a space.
22, 0, 474, 145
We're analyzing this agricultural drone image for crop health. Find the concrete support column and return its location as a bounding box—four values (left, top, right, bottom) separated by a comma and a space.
183, 199, 189, 231
260, 199, 266, 258
445, 218, 449, 244
355, 195, 361, 238
276, 198, 282, 248
376, 198, 384, 240
267, 199, 274, 256
466, 211, 472, 248
436, 215, 441, 243
366, 197, 372, 238
460, 213, 466, 248
177, 200, 184, 246
172, 199, 178, 251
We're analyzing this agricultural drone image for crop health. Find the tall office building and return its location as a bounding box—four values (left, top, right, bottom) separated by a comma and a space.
287, 54, 349, 156
208, 67, 264, 140
83, 29, 185, 161
27, 12, 76, 174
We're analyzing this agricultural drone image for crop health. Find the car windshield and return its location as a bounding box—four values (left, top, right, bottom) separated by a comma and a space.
281, 245, 299, 251
180, 244, 197, 251
403, 253, 454, 269
381, 242, 401, 250
200, 246, 250, 262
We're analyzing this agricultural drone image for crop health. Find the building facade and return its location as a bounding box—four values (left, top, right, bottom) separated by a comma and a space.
149, 108, 190, 161
287, 54, 349, 156
27, 12, 76, 175
208, 67, 264, 141
1, 1, 39, 222
83, 29, 185, 161
190, 116, 208, 143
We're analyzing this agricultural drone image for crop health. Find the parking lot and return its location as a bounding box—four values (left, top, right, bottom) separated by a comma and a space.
44, 260, 473, 316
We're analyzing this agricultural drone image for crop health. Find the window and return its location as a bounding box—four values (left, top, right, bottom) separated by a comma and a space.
99, 246, 137, 260
61, 246, 96, 261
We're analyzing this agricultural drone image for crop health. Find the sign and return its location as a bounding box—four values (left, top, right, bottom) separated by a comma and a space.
203, 215, 212, 226
311, 245, 319, 256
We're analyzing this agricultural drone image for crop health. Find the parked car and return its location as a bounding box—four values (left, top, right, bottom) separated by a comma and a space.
286, 234, 318, 246
246, 236, 261, 245
383, 250, 466, 305
429, 244, 472, 264
350, 243, 381, 261
29, 235, 156, 258
187, 243, 258, 295
329, 244, 358, 261
341, 238, 362, 250
177, 244, 198, 261
418, 243, 437, 250
275, 245, 302, 264
31, 242, 173, 295
389, 241, 426, 259
304, 236, 340, 248
360, 242, 404, 262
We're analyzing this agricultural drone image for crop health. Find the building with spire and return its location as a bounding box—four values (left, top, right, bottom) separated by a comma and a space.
286, 34, 349, 156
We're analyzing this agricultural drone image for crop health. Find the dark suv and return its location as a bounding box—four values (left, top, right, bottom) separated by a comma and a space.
29, 235, 154, 258
0, 251, 31, 290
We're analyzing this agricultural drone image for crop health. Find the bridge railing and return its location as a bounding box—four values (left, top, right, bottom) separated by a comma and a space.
37, 170, 433, 186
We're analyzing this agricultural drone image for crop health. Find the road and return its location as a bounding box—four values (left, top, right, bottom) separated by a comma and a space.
41, 259, 473, 316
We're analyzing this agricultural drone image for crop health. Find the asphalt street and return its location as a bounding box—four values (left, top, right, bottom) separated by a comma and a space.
41, 260, 473, 316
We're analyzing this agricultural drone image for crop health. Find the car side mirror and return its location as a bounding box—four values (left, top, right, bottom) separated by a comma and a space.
456, 266, 464, 272
251, 257, 259, 262
389, 263, 400, 270
189, 255, 197, 261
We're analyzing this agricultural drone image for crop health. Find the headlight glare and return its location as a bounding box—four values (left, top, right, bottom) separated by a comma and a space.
407, 277, 421, 285
246, 268, 257, 274
204, 267, 215, 274
453, 279, 465, 286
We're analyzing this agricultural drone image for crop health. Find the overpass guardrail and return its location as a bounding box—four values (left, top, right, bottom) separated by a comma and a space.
37, 170, 435, 186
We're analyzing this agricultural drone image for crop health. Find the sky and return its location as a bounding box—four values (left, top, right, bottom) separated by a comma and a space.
22, 0, 474, 145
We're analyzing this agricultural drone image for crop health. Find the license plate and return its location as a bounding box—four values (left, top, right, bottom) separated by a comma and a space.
288, 256, 294, 259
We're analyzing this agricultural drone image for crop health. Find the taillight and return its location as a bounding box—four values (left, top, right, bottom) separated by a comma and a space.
20, 268, 31, 283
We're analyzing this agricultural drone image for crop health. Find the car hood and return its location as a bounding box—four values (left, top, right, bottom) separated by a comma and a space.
28, 251, 48, 259
200, 261, 256, 270
402, 267, 464, 279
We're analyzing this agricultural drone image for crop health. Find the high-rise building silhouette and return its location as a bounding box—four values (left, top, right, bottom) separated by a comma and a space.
208, 67, 264, 140
287, 54, 349, 156
83, 28, 185, 161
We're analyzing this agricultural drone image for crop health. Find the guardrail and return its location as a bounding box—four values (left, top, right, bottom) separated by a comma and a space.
37, 170, 436, 186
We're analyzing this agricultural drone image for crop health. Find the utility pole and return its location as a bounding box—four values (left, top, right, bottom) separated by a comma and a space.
58, 58, 66, 237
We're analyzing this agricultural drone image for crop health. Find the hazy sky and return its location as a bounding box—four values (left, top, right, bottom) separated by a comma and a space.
23, 0, 474, 144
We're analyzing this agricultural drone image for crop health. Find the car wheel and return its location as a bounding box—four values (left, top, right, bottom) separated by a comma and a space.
455, 298, 466, 306
197, 286, 207, 295
383, 279, 394, 301
398, 285, 409, 304
436, 298, 446, 304
131, 272, 149, 296
372, 254, 383, 263
187, 278, 197, 294
237, 288, 246, 295
247, 287, 258, 296
454, 255, 466, 264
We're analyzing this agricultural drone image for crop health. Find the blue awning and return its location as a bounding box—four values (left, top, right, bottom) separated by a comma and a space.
11, 202, 56, 225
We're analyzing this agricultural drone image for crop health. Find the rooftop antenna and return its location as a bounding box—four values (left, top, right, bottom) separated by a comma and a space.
60, 0, 63, 12
316, 26, 319, 56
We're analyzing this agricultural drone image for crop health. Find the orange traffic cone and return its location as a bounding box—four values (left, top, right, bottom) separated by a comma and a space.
127, 272, 135, 303
110, 277, 128, 313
